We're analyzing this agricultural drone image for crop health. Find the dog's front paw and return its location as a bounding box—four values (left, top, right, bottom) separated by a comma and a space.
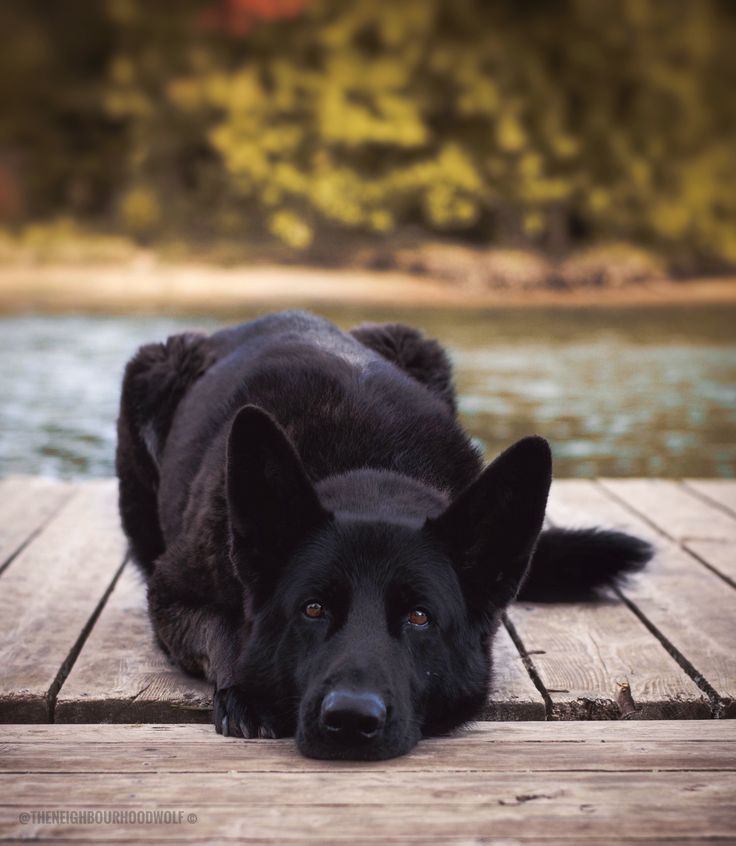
213, 686, 277, 739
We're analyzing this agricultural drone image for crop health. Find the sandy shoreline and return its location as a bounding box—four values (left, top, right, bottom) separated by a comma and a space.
1, 262, 735, 314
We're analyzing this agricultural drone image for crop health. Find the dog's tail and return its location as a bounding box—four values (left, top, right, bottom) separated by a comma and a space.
517, 527, 654, 602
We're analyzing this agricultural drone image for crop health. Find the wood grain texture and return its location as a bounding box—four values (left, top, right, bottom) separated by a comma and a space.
2, 774, 733, 842
5, 719, 732, 742
505, 480, 710, 720
2, 735, 731, 774
0, 720, 736, 773
549, 480, 736, 717
685, 479, 736, 517
2, 769, 729, 806
601, 478, 736, 542
2, 478, 734, 728
484, 620, 546, 720
56, 561, 212, 724
684, 538, 736, 585
1, 723, 733, 843
0, 481, 126, 722
0, 476, 73, 574
507, 599, 709, 720
5, 797, 733, 842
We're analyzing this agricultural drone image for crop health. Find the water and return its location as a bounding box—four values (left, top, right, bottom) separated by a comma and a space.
1, 305, 734, 479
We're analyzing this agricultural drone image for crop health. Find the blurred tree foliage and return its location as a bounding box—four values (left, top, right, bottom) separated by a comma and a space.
1, 0, 735, 265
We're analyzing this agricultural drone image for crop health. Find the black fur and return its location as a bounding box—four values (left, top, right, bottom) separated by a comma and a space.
116, 332, 213, 572
517, 527, 653, 602
116, 311, 653, 759
349, 322, 457, 413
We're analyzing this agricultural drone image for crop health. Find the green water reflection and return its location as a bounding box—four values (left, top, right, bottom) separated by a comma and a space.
1, 305, 734, 479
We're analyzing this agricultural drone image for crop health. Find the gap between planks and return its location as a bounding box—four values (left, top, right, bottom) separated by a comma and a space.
0, 476, 74, 577
0, 480, 127, 722
509, 486, 712, 721
600, 478, 736, 588
550, 480, 735, 718
2, 478, 734, 725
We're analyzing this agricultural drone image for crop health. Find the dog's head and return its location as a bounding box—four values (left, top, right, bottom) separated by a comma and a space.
226, 405, 551, 759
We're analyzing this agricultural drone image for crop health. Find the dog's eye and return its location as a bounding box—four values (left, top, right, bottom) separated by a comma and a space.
303, 601, 325, 619
408, 608, 430, 627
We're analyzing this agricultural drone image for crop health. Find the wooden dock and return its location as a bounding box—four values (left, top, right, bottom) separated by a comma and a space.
1, 476, 735, 842
2, 721, 734, 842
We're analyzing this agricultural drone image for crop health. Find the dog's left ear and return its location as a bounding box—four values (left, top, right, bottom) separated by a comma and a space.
227, 404, 330, 593
426, 436, 551, 612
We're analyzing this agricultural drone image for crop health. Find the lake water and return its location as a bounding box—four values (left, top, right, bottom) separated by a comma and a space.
1, 305, 734, 479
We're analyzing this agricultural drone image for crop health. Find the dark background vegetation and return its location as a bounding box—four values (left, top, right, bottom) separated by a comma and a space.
1, 0, 735, 277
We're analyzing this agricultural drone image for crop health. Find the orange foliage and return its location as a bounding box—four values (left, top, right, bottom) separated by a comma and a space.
200, 0, 310, 36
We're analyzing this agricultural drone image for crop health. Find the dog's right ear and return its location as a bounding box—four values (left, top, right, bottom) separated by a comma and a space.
426, 436, 551, 614
226, 405, 330, 592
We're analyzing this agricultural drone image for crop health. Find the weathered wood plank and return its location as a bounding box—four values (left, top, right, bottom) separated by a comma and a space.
0, 481, 126, 722
5, 718, 733, 742
0, 723, 733, 774
685, 478, 736, 517
599, 478, 736, 588
0, 838, 701, 846
484, 620, 546, 720
2, 770, 728, 806
601, 478, 736, 542
684, 538, 736, 585
5, 798, 734, 842
549, 480, 736, 717
1, 476, 733, 729
1, 723, 733, 843
506, 599, 709, 720
56, 561, 211, 724
2, 774, 733, 842
0, 476, 73, 574
504, 481, 710, 720
1, 737, 731, 774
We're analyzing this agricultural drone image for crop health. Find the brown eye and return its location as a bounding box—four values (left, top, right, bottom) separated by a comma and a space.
408, 608, 430, 627
303, 601, 325, 619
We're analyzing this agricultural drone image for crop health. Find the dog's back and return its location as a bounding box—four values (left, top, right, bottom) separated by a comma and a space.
124, 311, 481, 553
118, 310, 650, 595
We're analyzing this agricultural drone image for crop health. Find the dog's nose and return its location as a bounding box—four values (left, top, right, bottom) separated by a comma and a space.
320, 690, 387, 740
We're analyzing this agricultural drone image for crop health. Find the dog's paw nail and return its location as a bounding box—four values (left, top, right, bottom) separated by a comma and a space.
214, 685, 275, 740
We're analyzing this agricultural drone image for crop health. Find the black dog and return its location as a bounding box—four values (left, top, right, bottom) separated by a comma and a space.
116, 311, 651, 760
